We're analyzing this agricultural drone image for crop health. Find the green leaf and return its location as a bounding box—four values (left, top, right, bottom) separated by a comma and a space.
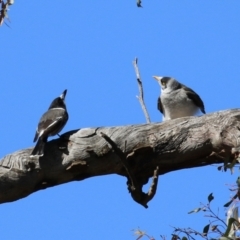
188, 207, 202, 214
224, 193, 238, 207
7, 0, 14, 5
171, 234, 180, 240
224, 217, 237, 237
217, 166, 222, 171
208, 193, 214, 203
136, 0, 142, 7
236, 177, 240, 187
182, 237, 187, 240
234, 193, 238, 199
224, 199, 234, 208
219, 237, 234, 240
202, 224, 210, 236
134, 229, 145, 236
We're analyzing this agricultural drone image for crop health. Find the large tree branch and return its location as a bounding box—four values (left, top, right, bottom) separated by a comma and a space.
1, 109, 240, 205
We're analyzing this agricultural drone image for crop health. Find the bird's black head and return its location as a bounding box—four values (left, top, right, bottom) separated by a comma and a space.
48, 89, 67, 110
153, 76, 181, 92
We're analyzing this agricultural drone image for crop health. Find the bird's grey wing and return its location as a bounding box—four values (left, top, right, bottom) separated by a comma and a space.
38, 109, 68, 136
182, 85, 206, 114
33, 131, 39, 142
157, 97, 164, 114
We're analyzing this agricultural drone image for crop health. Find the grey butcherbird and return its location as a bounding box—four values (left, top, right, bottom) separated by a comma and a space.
153, 76, 205, 121
30, 89, 69, 157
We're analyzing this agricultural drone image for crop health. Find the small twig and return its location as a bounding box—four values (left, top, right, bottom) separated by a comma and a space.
146, 166, 159, 202
172, 227, 207, 240
206, 205, 227, 226
133, 58, 151, 123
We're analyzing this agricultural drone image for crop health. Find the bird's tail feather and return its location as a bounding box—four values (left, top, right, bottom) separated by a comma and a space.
30, 138, 45, 157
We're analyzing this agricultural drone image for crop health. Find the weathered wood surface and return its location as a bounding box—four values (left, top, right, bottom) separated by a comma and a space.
1, 109, 240, 204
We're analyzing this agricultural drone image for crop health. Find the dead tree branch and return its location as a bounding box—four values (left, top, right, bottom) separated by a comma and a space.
1, 109, 240, 206
100, 132, 138, 189
136, 0, 143, 7
100, 132, 159, 208
0, 0, 14, 26
133, 57, 151, 123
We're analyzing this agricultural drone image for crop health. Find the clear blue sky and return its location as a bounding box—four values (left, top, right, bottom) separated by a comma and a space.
1, 1, 240, 239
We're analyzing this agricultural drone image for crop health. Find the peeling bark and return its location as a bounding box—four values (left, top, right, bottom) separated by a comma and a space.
1, 109, 240, 205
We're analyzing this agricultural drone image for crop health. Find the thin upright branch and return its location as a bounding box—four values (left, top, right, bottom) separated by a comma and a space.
205, 204, 227, 227
133, 57, 151, 123
136, 0, 143, 7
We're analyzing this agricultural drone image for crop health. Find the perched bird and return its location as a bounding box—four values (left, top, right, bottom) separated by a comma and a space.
153, 76, 205, 121
30, 90, 69, 157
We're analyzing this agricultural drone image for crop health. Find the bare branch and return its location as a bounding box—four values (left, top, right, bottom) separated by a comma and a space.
136, 0, 143, 8
100, 132, 159, 208
133, 57, 151, 123
145, 166, 159, 202
0, 0, 13, 26
100, 132, 138, 190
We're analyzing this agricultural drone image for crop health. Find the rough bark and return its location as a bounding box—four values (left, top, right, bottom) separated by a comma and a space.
1, 109, 240, 206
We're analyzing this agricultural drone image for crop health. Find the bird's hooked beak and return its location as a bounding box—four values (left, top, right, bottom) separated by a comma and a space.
153, 76, 163, 83
153, 76, 165, 88
60, 89, 67, 100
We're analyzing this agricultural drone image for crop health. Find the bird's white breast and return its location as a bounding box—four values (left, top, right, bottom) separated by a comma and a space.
161, 89, 199, 121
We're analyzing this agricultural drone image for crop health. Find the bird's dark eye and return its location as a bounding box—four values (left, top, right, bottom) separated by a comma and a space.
161, 80, 166, 86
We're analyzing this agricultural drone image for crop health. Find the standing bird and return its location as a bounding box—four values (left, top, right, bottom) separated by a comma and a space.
30, 90, 69, 157
153, 76, 205, 121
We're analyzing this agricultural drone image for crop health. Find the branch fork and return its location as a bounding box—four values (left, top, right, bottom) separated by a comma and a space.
100, 132, 159, 208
